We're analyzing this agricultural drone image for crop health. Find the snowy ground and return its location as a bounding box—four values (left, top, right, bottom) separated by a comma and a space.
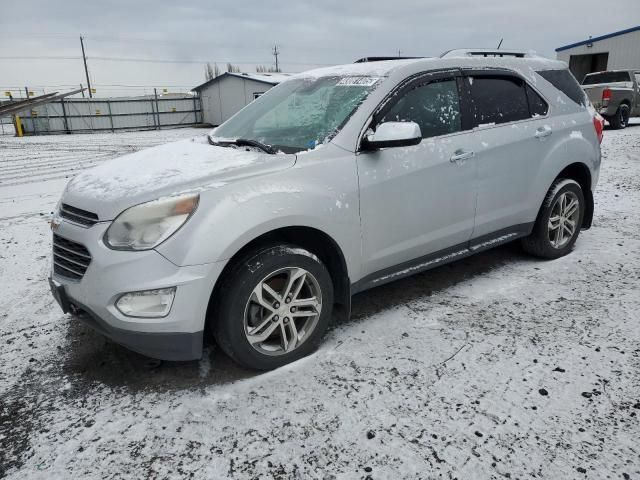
1, 124, 639, 479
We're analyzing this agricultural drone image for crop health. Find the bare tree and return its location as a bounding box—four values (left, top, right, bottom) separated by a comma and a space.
256, 65, 280, 73
226, 63, 241, 73
204, 62, 221, 81
205, 63, 214, 81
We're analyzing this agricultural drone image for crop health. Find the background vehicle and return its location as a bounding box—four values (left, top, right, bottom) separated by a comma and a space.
582, 70, 640, 129
50, 50, 603, 370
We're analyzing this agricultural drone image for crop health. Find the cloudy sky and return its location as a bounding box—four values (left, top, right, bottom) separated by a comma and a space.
1, 0, 638, 97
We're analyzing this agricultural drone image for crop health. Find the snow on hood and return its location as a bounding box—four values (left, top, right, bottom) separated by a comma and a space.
63, 136, 296, 220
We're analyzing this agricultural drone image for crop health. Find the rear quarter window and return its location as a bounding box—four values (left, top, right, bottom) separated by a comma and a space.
525, 85, 549, 117
536, 69, 587, 107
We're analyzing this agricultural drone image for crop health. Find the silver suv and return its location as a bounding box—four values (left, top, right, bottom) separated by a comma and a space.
49, 50, 603, 369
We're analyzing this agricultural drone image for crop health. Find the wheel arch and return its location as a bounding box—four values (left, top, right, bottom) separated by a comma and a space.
205, 226, 352, 333
555, 162, 593, 229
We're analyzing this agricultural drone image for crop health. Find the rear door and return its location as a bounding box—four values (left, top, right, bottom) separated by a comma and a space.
459, 71, 552, 239
356, 71, 478, 277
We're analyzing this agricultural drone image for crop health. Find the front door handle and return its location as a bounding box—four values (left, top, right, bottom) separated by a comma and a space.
535, 126, 553, 139
450, 149, 475, 164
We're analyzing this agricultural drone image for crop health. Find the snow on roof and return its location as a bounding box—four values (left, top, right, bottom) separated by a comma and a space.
291, 59, 422, 80
225, 72, 294, 84
192, 72, 294, 91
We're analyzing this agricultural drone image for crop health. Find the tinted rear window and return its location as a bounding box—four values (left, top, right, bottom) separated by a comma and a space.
466, 76, 530, 127
582, 71, 631, 85
537, 69, 587, 106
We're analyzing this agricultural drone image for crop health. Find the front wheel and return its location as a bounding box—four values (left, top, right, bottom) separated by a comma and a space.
521, 179, 585, 259
212, 244, 334, 370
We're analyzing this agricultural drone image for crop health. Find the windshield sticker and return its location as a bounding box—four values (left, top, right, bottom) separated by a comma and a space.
337, 76, 381, 87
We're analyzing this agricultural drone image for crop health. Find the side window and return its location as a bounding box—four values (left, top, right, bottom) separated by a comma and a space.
380, 79, 461, 138
635, 73, 640, 89
467, 76, 530, 127
525, 85, 549, 117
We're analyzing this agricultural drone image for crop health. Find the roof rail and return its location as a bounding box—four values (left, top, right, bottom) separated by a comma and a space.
354, 56, 424, 63
440, 49, 538, 59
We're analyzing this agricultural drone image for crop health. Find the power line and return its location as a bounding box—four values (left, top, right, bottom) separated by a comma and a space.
0, 54, 333, 66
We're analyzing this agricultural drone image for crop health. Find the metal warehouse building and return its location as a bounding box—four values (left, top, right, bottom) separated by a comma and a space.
192, 72, 292, 126
556, 25, 640, 83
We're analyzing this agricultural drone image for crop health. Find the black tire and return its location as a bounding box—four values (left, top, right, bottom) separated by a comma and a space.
521, 179, 585, 259
212, 244, 334, 370
608, 104, 630, 130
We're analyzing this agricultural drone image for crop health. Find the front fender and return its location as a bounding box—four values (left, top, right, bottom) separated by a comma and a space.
155, 145, 362, 280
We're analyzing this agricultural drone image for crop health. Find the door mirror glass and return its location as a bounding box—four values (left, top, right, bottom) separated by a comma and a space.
363, 121, 422, 149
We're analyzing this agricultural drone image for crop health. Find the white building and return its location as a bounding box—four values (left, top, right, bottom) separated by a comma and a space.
556, 25, 640, 83
192, 72, 292, 126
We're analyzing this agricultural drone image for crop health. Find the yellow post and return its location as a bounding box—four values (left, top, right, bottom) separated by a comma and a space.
14, 115, 23, 137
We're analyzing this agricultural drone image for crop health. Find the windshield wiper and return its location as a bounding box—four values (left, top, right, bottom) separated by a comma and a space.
207, 135, 276, 154
234, 138, 277, 154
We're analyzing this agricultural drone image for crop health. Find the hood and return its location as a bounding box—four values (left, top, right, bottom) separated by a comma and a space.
63, 135, 296, 220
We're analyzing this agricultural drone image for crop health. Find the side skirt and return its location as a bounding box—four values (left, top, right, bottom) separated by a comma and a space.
351, 223, 534, 294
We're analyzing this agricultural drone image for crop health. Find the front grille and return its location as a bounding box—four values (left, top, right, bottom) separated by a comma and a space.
60, 203, 99, 227
53, 234, 92, 280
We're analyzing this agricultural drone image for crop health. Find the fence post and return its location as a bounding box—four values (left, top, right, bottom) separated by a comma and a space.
154, 88, 161, 130
150, 96, 157, 129
193, 95, 198, 124
61, 99, 70, 133
107, 100, 115, 133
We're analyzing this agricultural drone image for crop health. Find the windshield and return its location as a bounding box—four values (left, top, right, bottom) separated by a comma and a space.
582, 71, 631, 85
211, 75, 382, 153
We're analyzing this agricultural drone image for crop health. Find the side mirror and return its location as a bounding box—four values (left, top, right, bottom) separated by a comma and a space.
362, 121, 422, 150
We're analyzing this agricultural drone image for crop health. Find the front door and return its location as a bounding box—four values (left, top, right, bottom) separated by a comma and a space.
357, 73, 478, 278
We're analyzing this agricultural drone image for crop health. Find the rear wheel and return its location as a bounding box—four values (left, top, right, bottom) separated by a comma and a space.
521, 179, 584, 259
213, 244, 333, 370
608, 104, 630, 130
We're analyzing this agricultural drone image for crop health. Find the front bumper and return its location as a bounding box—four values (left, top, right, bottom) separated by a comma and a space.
50, 220, 226, 361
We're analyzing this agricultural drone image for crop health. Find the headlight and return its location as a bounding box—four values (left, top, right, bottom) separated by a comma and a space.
104, 193, 199, 250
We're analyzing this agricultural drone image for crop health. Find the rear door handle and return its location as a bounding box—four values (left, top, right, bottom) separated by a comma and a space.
450, 149, 475, 164
535, 126, 553, 139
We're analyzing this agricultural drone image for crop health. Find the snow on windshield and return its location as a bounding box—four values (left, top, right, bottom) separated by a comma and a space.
211, 75, 384, 153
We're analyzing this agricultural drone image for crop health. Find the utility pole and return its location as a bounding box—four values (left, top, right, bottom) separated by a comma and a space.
80, 36, 92, 98
272, 44, 280, 72
398, 49, 402, 57
497, 38, 504, 50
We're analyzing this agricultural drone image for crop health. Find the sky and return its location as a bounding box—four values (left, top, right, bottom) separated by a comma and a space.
0, 0, 638, 97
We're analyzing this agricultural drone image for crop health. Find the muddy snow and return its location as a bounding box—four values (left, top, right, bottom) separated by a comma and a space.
1, 125, 639, 479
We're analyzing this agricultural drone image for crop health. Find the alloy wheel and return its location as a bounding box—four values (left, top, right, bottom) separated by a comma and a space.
548, 191, 580, 249
243, 267, 322, 356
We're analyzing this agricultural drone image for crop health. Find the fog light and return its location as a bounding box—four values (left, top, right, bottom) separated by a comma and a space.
115, 287, 176, 318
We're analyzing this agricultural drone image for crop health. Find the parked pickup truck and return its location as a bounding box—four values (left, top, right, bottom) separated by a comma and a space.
582, 70, 640, 129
